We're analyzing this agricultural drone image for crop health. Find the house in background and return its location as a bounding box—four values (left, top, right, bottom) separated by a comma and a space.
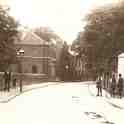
11, 30, 56, 83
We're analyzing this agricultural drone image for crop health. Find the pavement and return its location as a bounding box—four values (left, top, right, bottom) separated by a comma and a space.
0, 82, 60, 103
88, 83, 124, 110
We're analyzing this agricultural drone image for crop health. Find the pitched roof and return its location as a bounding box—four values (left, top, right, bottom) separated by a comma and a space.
15, 30, 45, 45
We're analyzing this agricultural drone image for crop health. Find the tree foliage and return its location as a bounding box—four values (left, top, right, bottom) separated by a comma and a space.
56, 42, 72, 81
0, 6, 18, 70
71, 32, 82, 51
33, 27, 62, 43
83, 2, 124, 61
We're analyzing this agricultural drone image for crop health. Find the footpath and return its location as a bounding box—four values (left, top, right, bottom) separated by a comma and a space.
88, 83, 124, 110
0, 82, 59, 103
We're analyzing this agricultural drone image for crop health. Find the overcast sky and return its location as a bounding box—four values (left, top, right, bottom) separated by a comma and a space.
1, 0, 119, 44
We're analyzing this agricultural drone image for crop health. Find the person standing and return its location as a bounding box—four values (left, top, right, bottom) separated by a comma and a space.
96, 77, 102, 96
117, 74, 123, 98
106, 72, 109, 90
12, 77, 17, 88
7, 71, 11, 92
3, 71, 8, 91
111, 74, 116, 97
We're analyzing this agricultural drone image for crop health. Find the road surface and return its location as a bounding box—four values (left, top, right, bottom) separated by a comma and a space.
0, 81, 123, 124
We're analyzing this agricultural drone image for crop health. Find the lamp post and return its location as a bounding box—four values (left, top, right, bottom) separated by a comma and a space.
65, 65, 69, 73
17, 49, 24, 92
65, 65, 69, 80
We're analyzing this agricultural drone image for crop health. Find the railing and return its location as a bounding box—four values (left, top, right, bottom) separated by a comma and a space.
0, 72, 48, 102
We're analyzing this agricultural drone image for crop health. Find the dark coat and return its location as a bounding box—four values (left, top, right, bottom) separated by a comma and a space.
96, 79, 102, 88
111, 77, 116, 88
118, 77, 123, 90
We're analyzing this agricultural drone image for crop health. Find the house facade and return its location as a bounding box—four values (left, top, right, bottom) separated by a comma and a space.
11, 30, 56, 83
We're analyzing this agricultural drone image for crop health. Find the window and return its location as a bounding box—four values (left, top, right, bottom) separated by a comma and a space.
32, 65, 38, 73
86, 63, 92, 69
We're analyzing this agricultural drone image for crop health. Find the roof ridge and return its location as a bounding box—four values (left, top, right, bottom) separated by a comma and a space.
16, 30, 45, 45
30, 31, 45, 44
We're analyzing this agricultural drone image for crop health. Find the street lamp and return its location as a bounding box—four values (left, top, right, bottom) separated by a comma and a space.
65, 65, 69, 80
17, 48, 24, 92
65, 65, 69, 70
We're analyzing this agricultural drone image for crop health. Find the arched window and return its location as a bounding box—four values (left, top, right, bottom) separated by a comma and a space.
32, 65, 38, 73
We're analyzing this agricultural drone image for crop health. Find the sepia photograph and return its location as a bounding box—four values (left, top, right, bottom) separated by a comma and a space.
0, 0, 124, 124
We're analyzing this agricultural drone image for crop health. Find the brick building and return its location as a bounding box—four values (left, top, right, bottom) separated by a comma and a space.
11, 30, 56, 83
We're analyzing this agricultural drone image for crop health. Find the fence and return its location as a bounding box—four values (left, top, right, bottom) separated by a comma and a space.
0, 72, 50, 102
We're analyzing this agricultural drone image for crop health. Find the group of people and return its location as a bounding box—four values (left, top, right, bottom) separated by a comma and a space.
96, 73, 124, 98
2, 71, 17, 92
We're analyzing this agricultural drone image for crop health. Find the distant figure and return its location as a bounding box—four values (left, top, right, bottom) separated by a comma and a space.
117, 74, 123, 98
106, 72, 109, 90
7, 71, 11, 92
12, 78, 17, 88
3, 71, 8, 91
96, 77, 102, 96
110, 74, 116, 97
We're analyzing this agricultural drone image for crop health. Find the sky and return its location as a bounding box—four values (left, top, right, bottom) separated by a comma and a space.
1, 0, 119, 44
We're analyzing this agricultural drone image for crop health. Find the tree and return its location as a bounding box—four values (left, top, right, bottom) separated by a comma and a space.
71, 32, 81, 51
33, 27, 62, 43
73, 2, 124, 74
83, 2, 124, 60
0, 6, 18, 71
57, 42, 71, 81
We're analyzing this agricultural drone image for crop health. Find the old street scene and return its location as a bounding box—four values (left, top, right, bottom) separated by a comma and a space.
1, 0, 124, 124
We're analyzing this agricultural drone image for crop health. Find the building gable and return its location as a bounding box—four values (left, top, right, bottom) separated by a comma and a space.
15, 30, 45, 45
